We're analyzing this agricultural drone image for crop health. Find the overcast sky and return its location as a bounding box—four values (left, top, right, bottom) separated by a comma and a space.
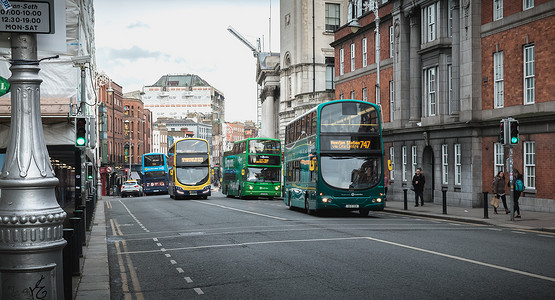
94, 0, 280, 122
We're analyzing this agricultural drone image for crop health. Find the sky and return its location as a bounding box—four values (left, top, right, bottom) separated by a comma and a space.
94, 0, 280, 122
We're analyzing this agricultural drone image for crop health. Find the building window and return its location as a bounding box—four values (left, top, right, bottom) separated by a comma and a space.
442, 144, 448, 184
524, 45, 535, 104
287, 76, 292, 100
325, 3, 340, 32
350, 43, 355, 72
390, 147, 395, 180
362, 87, 367, 101
454, 144, 461, 185
424, 67, 438, 116
424, 3, 437, 42
402, 146, 407, 181
524, 141, 535, 189
326, 57, 335, 90
494, 143, 504, 175
494, 51, 504, 108
350, 90, 355, 99
389, 80, 394, 121
362, 37, 368, 67
340, 48, 344, 75
524, 0, 534, 10
389, 25, 394, 58
494, 0, 503, 21
411, 146, 417, 176
447, 0, 453, 37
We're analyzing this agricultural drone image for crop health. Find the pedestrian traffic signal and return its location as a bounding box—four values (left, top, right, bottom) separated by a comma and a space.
87, 164, 93, 180
509, 119, 519, 144
75, 116, 87, 147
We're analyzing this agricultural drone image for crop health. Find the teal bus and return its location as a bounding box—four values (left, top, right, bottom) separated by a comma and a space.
283, 99, 385, 215
168, 138, 211, 199
222, 137, 281, 199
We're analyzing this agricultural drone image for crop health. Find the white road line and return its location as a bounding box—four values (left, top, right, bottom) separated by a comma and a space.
165, 254, 171, 258
170, 260, 177, 265
185, 277, 193, 283
153, 238, 158, 242
538, 234, 553, 238
488, 228, 502, 231
157, 243, 163, 247
363, 236, 555, 283
192, 200, 288, 221
512, 231, 526, 234
120, 235, 555, 283
194, 288, 204, 295
176, 268, 184, 273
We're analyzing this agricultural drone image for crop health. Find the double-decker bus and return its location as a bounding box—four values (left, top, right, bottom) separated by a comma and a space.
142, 153, 169, 195
283, 99, 385, 215
222, 138, 281, 199
168, 138, 211, 199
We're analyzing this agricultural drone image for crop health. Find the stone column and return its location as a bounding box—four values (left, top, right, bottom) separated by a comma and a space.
0, 34, 67, 299
261, 86, 276, 138
451, 1, 461, 115
409, 10, 422, 123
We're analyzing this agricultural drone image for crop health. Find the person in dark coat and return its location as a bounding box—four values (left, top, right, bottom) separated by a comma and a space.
412, 168, 425, 206
491, 171, 510, 214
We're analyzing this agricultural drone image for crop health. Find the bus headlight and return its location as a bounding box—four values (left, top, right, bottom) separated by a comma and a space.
322, 197, 330, 203
275, 186, 280, 191
377, 198, 382, 203
249, 185, 254, 190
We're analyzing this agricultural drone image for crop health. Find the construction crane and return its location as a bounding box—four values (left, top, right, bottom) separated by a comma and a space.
227, 26, 261, 58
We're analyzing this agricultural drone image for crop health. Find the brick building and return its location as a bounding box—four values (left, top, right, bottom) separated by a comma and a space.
332, 0, 555, 212
123, 91, 153, 169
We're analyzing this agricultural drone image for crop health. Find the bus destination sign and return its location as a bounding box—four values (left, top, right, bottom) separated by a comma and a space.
330, 140, 372, 150
0, 1, 51, 34
249, 155, 280, 166
181, 157, 204, 163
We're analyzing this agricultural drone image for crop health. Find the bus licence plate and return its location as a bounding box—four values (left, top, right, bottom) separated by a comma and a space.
346, 204, 359, 208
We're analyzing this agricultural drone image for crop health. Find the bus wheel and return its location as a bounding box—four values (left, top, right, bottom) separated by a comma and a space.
305, 198, 314, 215
359, 208, 370, 216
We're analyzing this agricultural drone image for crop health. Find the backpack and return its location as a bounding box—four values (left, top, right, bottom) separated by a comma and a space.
515, 179, 525, 192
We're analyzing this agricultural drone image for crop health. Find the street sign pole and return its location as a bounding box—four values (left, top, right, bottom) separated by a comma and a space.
0, 33, 66, 299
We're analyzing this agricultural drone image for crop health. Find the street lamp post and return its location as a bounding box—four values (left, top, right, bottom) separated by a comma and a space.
0, 33, 67, 298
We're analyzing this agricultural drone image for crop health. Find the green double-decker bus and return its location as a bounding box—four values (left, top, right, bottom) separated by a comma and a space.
222, 138, 282, 199
283, 99, 385, 215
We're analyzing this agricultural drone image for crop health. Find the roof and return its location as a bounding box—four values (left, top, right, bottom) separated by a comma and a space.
147, 74, 211, 88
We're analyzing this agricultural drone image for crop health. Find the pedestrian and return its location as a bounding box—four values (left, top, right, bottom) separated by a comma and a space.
491, 171, 510, 214
412, 168, 425, 206
384, 175, 389, 195
513, 169, 525, 218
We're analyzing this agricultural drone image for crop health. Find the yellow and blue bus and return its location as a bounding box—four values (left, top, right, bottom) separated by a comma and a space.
168, 138, 211, 199
283, 99, 385, 215
142, 153, 169, 195
222, 138, 281, 199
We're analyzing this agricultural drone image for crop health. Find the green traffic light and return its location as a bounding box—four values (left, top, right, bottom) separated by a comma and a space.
76, 137, 86, 146
511, 137, 518, 144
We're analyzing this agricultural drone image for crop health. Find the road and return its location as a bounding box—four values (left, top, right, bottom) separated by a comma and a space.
105, 192, 555, 299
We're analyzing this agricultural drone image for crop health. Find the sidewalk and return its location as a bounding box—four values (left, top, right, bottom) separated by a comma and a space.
72, 196, 554, 298
384, 200, 555, 233
73, 196, 110, 299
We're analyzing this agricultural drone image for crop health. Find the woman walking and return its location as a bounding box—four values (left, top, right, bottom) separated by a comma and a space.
491, 171, 510, 214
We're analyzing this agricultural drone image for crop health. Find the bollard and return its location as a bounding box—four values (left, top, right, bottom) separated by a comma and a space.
442, 189, 447, 214
86, 198, 93, 231
74, 210, 86, 246
69, 217, 83, 259
63, 229, 74, 299
403, 188, 408, 210
483, 191, 489, 219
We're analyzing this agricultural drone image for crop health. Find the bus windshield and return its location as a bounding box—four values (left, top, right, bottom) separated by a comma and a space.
320, 155, 382, 190
176, 139, 208, 153
320, 102, 379, 133
246, 167, 281, 183
249, 140, 281, 154
176, 167, 209, 186
144, 154, 165, 167
144, 171, 166, 179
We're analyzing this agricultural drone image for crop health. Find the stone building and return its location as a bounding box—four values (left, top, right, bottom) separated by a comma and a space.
331, 0, 555, 212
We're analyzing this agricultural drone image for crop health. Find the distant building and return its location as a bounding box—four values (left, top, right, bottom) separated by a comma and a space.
123, 91, 152, 165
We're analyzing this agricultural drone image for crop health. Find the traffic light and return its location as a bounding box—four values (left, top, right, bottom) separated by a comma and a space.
499, 120, 506, 145
509, 119, 519, 145
75, 116, 87, 147
87, 164, 93, 180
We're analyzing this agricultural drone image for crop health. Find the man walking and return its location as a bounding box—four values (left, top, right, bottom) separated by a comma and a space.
412, 168, 425, 206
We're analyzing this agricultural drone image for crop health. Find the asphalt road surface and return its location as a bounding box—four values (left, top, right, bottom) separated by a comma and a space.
105, 192, 555, 299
